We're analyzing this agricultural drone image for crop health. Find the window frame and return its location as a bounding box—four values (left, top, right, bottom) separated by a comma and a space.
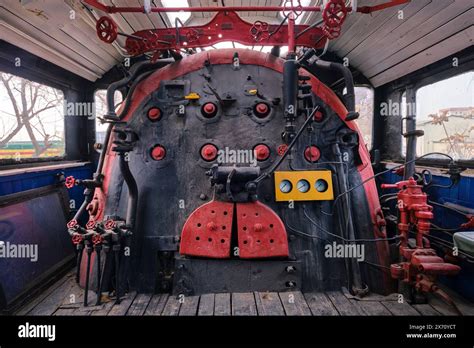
399, 71, 474, 168
0, 71, 67, 167
353, 84, 375, 151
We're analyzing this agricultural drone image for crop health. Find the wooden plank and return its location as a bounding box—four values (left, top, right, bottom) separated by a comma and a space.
412, 304, 441, 316
326, 291, 365, 316
107, 292, 137, 316
179, 296, 200, 316
73, 304, 102, 316
381, 300, 421, 316
428, 297, 460, 316
352, 0, 457, 71
90, 299, 116, 316
255, 292, 285, 316
53, 308, 77, 316
126, 293, 153, 316
1, 5, 111, 72
144, 294, 169, 316
16, 271, 73, 315
351, 300, 392, 316
279, 291, 311, 316
437, 286, 474, 316
198, 294, 215, 316
214, 293, 231, 316
362, 1, 470, 77
347, 0, 433, 61
304, 292, 339, 316
231, 293, 257, 316
27, 276, 77, 316
161, 295, 182, 316
372, 24, 474, 86
338, 1, 425, 57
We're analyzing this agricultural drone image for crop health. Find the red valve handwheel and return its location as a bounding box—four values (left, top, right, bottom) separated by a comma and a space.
96, 16, 118, 44
322, 0, 347, 29
65, 176, 76, 189
72, 234, 83, 245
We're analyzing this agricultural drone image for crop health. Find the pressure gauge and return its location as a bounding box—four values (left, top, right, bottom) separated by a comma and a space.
279, 180, 293, 194
315, 179, 328, 193
297, 179, 310, 193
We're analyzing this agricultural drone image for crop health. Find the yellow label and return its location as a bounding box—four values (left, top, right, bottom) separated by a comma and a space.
274, 170, 334, 202
248, 89, 258, 95
185, 92, 200, 100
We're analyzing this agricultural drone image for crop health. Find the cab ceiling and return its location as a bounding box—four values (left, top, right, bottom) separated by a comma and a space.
0, 0, 472, 87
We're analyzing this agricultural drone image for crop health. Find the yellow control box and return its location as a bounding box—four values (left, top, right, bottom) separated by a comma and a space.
274, 171, 334, 202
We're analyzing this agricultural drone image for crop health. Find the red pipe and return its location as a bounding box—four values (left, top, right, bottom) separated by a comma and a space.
83, 0, 409, 14
287, 13, 295, 53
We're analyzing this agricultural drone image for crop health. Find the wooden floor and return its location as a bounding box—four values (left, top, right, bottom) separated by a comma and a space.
15, 271, 474, 316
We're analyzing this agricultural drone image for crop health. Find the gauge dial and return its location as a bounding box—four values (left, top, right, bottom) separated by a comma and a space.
279, 180, 293, 194
297, 179, 310, 193
315, 179, 328, 193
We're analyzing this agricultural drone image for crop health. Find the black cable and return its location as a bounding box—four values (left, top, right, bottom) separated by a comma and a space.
254, 107, 320, 184
428, 200, 469, 217
320, 152, 455, 217
303, 207, 400, 243
269, 13, 290, 38
430, 223, 459, 233
286, 223, 328, 242
360, 260, 392, 272
295, 18, 324, 39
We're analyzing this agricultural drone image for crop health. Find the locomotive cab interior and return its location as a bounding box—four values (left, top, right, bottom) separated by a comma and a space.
0, 0, 473, 322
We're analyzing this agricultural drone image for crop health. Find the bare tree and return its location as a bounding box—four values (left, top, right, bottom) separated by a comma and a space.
0, 72, 63, 157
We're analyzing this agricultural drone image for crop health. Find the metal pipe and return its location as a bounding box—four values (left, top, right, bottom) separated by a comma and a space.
332, 143, 364, 295
83, 243, 93, 306
105, 58, 174, 119
94, 245, 102, 305
312, 59, 358, 121
119, 153, 138, 229
83, 0, 409, 14
287, 13, 296, 54
403, 88, 417, 179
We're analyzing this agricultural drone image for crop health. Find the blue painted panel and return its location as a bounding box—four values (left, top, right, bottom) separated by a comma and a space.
0, 190, 74, 306
0, 164, 94, 220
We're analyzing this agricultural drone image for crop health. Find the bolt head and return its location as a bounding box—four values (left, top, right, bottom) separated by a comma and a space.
151, 145, 166, 161
148, 107, 161, 121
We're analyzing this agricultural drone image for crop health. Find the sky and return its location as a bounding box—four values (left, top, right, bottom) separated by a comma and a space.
416, 71, 474, 122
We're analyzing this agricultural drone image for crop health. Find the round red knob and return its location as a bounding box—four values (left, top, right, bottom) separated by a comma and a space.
67, 219, 78, 229
314, 110, 324, 122
86, 220, 97, 230
254, 103, 270, 118
148, 107, 161, 121
304, 146, 321, 162
254, 223, 263, 232
277, 144, 288, 156
200, 144, 218, 161
105, 219, 116, 230
254, 144, 270, 161
151, 145, 166, 161
65, 176, 75, 189
202, 102, 217, 117
72, 234, 83, 245
92, 234, 104, 246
